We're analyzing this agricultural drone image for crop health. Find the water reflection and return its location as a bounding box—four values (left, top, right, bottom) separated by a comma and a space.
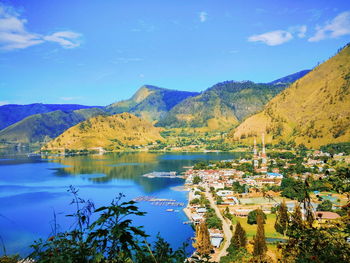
45, 152, 243, 192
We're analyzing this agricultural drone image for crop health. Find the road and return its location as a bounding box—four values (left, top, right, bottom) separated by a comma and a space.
204, 188, 233, 262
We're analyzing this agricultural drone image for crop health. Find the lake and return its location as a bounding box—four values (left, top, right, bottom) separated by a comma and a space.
0, 150, 244, 256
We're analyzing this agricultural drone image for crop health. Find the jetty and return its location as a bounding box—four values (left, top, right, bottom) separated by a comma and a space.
132, 196, 184, 207
142, 171, 184, 178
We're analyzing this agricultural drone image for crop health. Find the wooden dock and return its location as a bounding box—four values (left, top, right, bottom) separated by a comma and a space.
132, 196, 184, 207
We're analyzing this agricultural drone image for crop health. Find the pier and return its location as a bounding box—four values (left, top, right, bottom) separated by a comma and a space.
132, 196, 184, 207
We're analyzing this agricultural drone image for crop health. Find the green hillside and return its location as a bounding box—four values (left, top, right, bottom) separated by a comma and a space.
229, 44, 350, 148
106, 85, 199, 123
43, 113, 163, 151
0, 108, 105, 144
157, 81, 287, 129
0, 103, 99, 130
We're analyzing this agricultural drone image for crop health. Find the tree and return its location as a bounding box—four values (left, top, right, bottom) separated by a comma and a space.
274, 199, 288, 235
194, 220, 212, 257
231, 222, 247, 249
253, 209, 267, 258
193, 176, 202, 184
247, 209, 267, 225
317, 200, 333, 211
282, 174, 350, 262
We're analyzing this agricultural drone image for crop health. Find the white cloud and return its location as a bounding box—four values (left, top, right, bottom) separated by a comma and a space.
199, 11, 207, 23
248, 30, 293, 46
44, 31, 81, 49
0, 4, 82, 51
0, 101, 9, 106
297, 25, 307, 38
309, 11, 350, 42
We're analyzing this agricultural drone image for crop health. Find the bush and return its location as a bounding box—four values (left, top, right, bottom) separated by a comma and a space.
317, 200, 333, 211
193, 176, 202, 184
247, 209, 267, 225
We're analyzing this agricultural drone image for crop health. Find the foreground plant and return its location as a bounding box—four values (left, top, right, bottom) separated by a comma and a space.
29, 186, 188, 263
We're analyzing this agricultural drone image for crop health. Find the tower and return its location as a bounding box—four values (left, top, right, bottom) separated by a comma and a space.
253, 137, 259, 169
262, 133, 266, 156
261, 133, 267, 173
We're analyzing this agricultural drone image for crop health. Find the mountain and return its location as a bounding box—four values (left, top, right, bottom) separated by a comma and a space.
106, 85, 199, 123
0, 108, 105, 144
269, 70, 311, 85
228, 44, 350, 148
42, 113, 163, 151
0, 103, 100, 130
156, 80, 289, 129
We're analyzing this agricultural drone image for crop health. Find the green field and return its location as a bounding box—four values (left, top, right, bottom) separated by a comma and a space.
232, 214, 285, 240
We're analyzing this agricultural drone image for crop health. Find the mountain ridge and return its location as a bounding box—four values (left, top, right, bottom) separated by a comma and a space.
228, 44, 350, 148
0, 103, 101, 130
106, 85, 199, 123
0, 108, 106, 144
42, 113, 163, 151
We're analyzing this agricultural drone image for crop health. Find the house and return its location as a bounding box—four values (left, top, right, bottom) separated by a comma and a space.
217, 190, 234, 197
191, 213, 203, 223
209, 229, 224, 248
230, 208, 253, 217
314, 211, 340, 224
266, 172, 283, 179
196, 207, 207, 214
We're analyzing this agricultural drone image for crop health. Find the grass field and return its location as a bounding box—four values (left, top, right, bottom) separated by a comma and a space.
232, 214, 285, 240
239, 197, 285, 205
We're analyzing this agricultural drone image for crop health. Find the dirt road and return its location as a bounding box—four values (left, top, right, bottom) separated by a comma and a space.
204, 188, 233, 262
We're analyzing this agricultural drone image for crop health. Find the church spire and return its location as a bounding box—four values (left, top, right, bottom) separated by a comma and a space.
262, 133, 266, 155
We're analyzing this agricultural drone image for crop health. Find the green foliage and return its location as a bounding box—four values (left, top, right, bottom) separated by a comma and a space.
29, 186, 188, 263
316, 200, 333, 211
280, 177, 308, 201
320, 142, 350, 155
267, 151, 296, 159
220, 247, 251, 263
252, 210, 267, 258
231, 222, 247, 249
236, 162, 254, 173
205, 208, 222, 230
136, 234, 188, 263
0, 255, 20, 263
232, 181, 245, 193
193, 162, 210, 170
192, 176, 202, 185
247, 209, 267, 225
274, 200, 288, 235
282, 175, 350, 263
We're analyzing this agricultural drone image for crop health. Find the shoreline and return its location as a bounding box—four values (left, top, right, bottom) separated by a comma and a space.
183, 187, 193, 221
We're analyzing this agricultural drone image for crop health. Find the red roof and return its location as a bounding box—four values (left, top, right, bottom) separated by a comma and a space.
314, 211, 340, 220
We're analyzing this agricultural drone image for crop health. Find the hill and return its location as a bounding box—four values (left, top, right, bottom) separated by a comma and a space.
0, 103, 100, 130
106, 85, 199, 123
229, 44, 350, 148
156, 81, 288, 129
0, 108, 105, 144
269, 70, 310, 85
42, 113, 163, 151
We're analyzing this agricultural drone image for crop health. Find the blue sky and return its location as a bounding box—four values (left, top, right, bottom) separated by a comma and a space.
0, 0, 350, 106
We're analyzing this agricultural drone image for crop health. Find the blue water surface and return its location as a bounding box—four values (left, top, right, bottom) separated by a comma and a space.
0, 151, 242, 256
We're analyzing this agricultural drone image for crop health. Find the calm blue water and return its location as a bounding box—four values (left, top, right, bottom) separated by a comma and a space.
0, 151, 242, 256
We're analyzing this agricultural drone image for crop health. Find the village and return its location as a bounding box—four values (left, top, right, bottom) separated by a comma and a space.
183, 134, 350, 262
